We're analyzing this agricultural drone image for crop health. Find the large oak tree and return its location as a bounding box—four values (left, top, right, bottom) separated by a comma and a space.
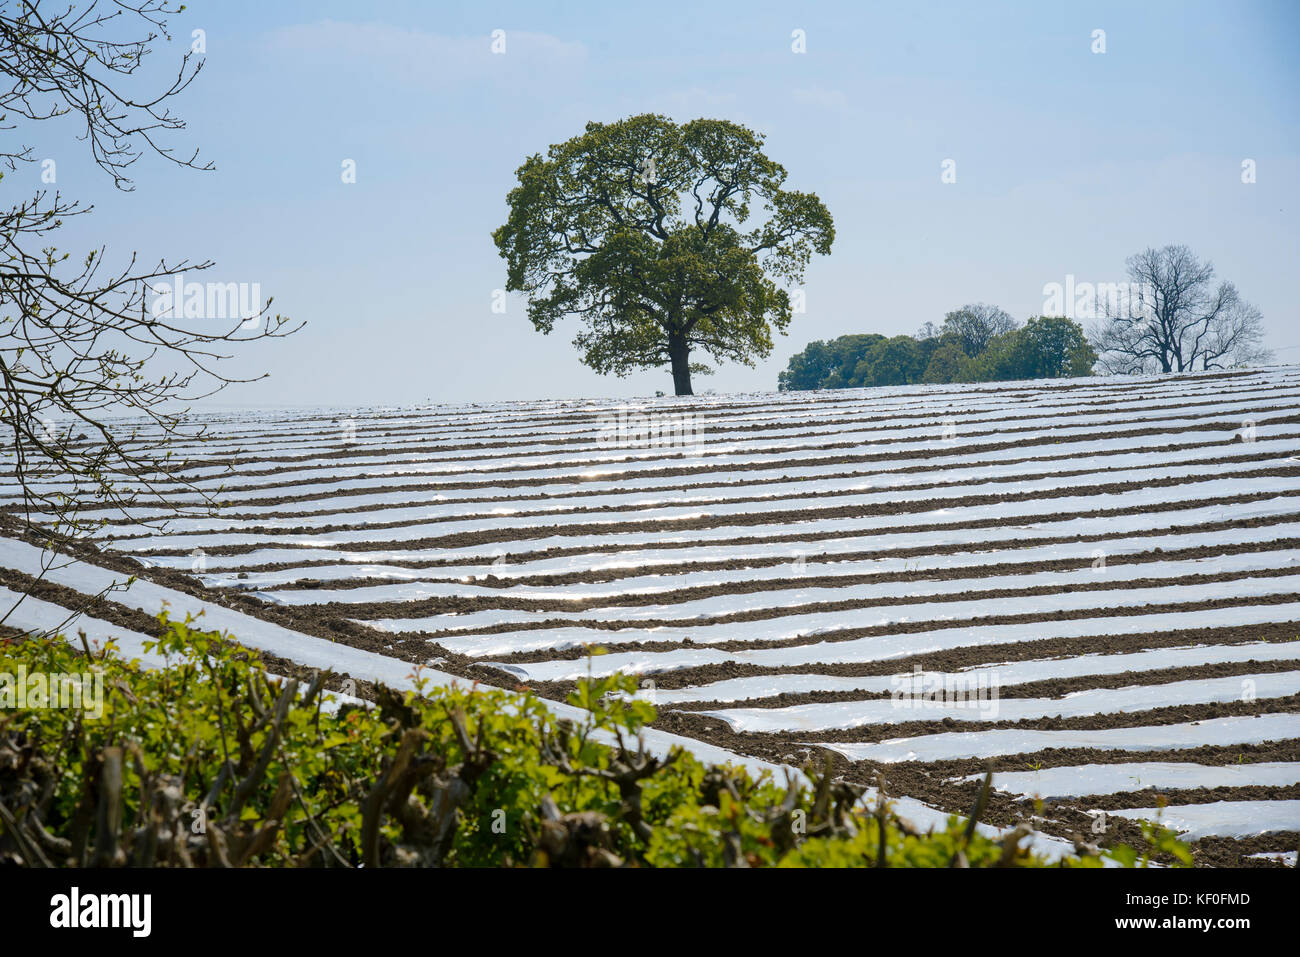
493, 114, 834, 395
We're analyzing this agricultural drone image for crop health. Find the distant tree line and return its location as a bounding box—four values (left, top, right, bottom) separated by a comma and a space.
778, 305, 1096, 391
779, 245, 1272, 392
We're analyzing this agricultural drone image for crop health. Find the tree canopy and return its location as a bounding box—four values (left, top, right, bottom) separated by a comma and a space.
493, 114, 834, 395
779, 310, 1096, 390
931, 303, 1017, 357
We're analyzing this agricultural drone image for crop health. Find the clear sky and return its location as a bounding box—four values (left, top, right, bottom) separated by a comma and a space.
33, 0, 1300, 407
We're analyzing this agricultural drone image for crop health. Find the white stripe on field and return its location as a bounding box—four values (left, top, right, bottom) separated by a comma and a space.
244, 525, 1300, 604
1108, 801, 1300, 839
968, 762, 1300, 800
351, 552, 1300, 634
645, 641, 1300, 705
694, 672, 1300, 734
813, 713, 1300, 763
481, 600, 1300, 681
410, 574, 1300, 655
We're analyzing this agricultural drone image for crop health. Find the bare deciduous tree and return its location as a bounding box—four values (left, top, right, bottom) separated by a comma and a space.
1089, 245, 1270, 374
0, 0, 299, 630
939, 303, 1018, 357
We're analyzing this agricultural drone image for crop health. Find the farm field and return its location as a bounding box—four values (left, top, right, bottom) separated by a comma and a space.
4, 365, 1300, 865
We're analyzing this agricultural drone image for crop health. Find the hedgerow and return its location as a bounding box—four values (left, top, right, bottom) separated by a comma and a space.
0, 614, 1187, 867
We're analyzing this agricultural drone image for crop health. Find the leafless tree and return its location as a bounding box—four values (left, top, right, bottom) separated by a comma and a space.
1089, 245, 1270, 374
939, 303, 1018, 357
0, 1, 299, 630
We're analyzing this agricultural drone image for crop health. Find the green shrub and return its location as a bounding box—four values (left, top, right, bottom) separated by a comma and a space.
0, 615, 1184, 867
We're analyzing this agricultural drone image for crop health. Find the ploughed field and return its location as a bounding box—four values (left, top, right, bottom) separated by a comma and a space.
4, 366, 1300, 865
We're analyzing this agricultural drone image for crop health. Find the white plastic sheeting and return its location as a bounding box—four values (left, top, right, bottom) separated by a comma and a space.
480, 599, 1300, 681
642, 641, 1300, 705
972, 762, 1300, 800
812, 714, 1300, 763
696, 673, 1300, 734
1108, 801, 1300, 840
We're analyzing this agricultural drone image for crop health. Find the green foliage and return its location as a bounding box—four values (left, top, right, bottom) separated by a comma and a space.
1018, 315, 1097, 378
921, 340, 968, 383
780, 311, 1095, 390
852, 335, 929, 387
961, 317, 1096, 382
960, 329, 1022, 381
777, 334, 884, 390
0, 619, 1183, 867
940, 303, 1018, 357
493, 114, 834, 395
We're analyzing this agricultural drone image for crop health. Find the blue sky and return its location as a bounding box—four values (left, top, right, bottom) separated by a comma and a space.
32, 0, 1300, 406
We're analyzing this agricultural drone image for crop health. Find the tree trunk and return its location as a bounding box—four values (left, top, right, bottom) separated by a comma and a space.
668, 335, 693, 396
